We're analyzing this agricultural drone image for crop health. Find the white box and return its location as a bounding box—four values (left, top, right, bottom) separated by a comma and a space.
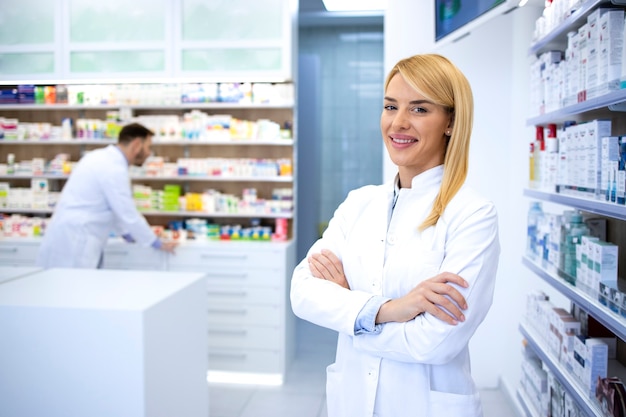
598, 9, 625, 94
600, 136, 619, 200
586, 120, 612, 196
592, 241, 619, 290
583, 338, 609, 399
0, 268, 209, 417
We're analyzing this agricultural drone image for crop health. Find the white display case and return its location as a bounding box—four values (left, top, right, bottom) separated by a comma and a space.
0, 268, 209, 417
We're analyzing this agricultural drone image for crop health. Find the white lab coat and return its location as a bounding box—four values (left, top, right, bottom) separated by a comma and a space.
291, 166, 500, 417
37, 145, 156, 268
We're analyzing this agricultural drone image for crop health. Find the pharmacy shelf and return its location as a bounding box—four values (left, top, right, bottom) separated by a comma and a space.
522, 256, 626, 341
523, 188, 626, 220
0, 174, 69, 180
0, 139, 115, 146
0, 138, 294, 146
518, 320, 605, 417
0, 208, 53, 215
528, 0, 609, 56
138, 210, 293, 219
516, 387, 541, 417
0, 174, 293, 182
152, 138, 294, 146
526, 88, 626, 126
0, 102, 294, 110
1, 208, 293, 219
132, 175, 293, 182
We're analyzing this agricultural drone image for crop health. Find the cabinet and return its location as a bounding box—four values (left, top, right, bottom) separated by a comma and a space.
168, 241, 296, 381
519, 1, 626, 416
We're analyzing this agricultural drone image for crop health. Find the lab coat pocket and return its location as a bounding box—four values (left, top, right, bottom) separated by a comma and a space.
409, 249, 444, 283
429, 390, 482, 417
325, 363, 346, 417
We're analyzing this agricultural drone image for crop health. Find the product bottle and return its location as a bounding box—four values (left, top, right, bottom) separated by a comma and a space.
6, 153, 15, 175
562, 212, 589, 284
527, 201, 544, 258
557, 210, 575, 272
529, 142, 535, 187
617, 137, 626, 205
534, 126, 544, 190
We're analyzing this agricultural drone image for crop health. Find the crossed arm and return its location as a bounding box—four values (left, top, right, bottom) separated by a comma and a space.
308, 248, 468, 326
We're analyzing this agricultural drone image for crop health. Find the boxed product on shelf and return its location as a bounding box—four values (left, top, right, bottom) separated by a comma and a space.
521, 354, 548, 414
591, 242, 619, 290
597, 9, 624, 96
599, 280, 624, 316
573, 336, 609, 399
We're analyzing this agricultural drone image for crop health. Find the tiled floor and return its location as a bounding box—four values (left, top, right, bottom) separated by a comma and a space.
209, 321, 520, 417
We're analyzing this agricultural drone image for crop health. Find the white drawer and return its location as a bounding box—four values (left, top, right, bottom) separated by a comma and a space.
207, 324, 281, 350
207, 286, 281, 305
170, 266, 284, 287
168, 246, 285, 269
208, 348, 281, 373
207, 304, 280, 326
0, 241, 39, 265
102, 245, 166, 270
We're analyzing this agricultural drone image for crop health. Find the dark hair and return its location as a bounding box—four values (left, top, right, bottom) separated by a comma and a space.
118, 123, 154, 145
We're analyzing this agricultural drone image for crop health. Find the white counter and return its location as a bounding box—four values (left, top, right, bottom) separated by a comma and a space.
0, 268, 209, 417
0, 266, 42, 284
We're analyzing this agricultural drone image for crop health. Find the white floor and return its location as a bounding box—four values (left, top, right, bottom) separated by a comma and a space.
208, 321, 521, 417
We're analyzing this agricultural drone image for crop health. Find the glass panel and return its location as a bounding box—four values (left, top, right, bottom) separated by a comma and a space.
70, 51, 165, 73
0, 0, 55, 45
0, 53, 55, 74
182, 0, 283, 41
69, 0, 166, 42
182, 48, 282, 72
298, 25, 384, 224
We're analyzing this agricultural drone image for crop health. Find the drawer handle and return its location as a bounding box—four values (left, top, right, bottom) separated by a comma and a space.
208, 329, 247, 336
205, 273, 247, 279
0, 248, 18, 253
207, 291, 247, 297
209, 353, 247, 360
201, 254, 247, 260
208, 308, 247, 315
106, 251, 129, 256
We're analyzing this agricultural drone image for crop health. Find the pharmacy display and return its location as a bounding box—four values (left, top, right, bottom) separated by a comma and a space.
519, 2, 626, 417
0, 81, 295, 243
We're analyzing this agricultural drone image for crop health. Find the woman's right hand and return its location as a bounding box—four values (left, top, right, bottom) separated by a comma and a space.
375, 272, 469, 325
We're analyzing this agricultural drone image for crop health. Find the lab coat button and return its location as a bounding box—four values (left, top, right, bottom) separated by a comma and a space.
387, 234, 396, 244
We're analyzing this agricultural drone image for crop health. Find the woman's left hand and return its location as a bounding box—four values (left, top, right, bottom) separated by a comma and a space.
308, 249, 350, 289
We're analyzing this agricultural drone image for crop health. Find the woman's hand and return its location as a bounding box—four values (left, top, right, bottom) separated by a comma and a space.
376, 272, 468, 325
308, 249, 350, 289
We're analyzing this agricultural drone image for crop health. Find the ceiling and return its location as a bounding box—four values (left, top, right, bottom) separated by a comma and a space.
298, 0, 384, 26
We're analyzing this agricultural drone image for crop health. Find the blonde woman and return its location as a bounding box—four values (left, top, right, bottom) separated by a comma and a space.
290, 54, 500, 417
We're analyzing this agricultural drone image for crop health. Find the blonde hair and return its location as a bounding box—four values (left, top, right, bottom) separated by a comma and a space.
385, 54, 474, 231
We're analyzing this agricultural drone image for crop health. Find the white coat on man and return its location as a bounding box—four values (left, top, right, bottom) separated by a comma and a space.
290, 166, 500, 417
37, 144, 157, 269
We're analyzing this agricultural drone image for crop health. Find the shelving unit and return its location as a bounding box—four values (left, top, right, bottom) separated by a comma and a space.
0, 98, 296, 232
520, 1, 626, 414
522, 256, 626, 340
519, 320, 606, 416
0, 90, 297, 383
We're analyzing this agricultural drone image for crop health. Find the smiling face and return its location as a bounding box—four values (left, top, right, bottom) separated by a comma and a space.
381, 73, 453, 188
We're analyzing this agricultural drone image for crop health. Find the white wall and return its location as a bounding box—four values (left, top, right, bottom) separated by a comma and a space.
384, 0, 554, 395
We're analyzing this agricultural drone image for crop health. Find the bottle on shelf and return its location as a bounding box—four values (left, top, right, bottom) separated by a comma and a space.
561, 212, 589, 284
527, 201, 544, 258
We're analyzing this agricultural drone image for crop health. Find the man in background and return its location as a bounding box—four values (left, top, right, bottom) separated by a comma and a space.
37, 122, 177, 269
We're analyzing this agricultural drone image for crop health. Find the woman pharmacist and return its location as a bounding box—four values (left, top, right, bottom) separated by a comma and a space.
37, 123, 177, 269
291, 54, 500, 417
